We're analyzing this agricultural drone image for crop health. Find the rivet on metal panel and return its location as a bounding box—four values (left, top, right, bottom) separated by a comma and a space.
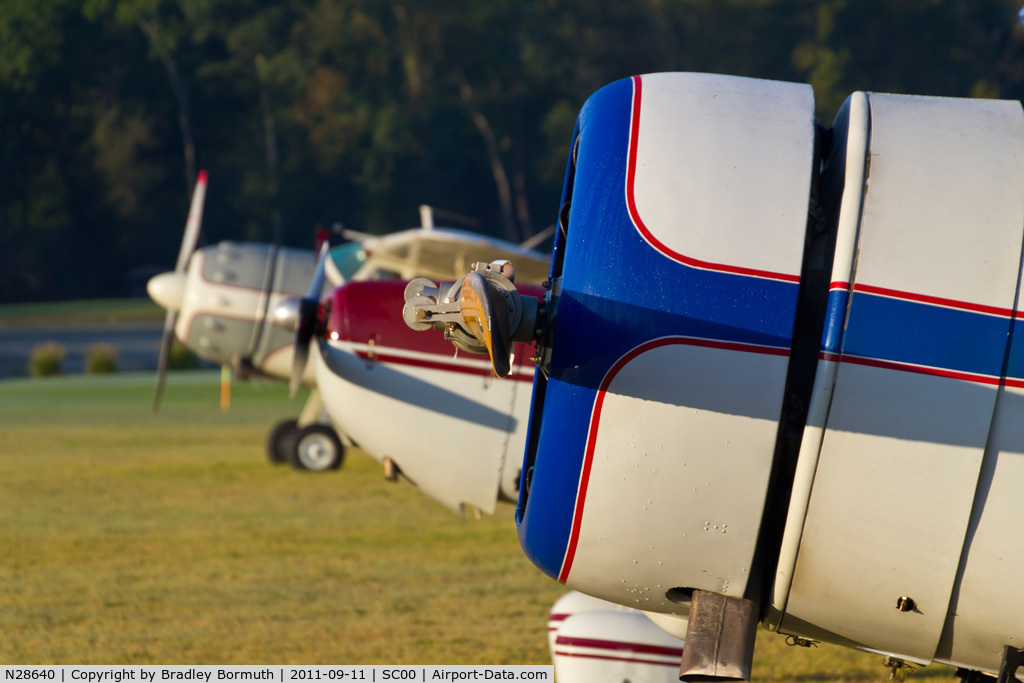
896, 596, 916, 613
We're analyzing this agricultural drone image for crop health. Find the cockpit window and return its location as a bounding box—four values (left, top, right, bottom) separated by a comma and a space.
329, 243, 368, 281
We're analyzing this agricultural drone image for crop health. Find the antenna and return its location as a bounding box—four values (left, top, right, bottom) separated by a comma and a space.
419, 205, 434, 230
419, 205, 481, 229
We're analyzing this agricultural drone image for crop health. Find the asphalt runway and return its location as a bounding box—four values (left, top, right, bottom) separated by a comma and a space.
0, 322, 165, 379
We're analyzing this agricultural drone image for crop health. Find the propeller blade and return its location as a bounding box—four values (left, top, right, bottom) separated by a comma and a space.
153, 310, 178, 413
519, 224, 556, 251
289, 342, 309, 398
289, 299, 316, 397
459, 271, 512, 378
289, 243, 331, 396
175, 170, 207, 272
305, 241, 330, 300
152, 170, 206, 413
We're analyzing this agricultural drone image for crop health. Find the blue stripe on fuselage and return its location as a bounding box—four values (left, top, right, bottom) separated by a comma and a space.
822, 288, 1015, 380
518, 76, 1024, 582
517, 77, 801, 579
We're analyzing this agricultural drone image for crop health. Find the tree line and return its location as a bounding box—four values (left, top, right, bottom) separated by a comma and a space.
3, 0, 1023, 303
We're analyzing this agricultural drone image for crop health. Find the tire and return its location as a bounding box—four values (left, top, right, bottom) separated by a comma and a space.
266, 418, 299, 465
287, 425, 344, 472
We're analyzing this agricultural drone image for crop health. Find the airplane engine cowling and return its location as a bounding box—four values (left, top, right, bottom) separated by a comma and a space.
770, 91, 1024, 671
177, 242, 315, 377
250, 245, 318, 378
516, 73, 817, 615
518, 71, 1024, 676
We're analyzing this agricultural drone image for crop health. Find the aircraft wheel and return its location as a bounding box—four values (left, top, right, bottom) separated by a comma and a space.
266, 418, 299, 465
287, 425, 344, 472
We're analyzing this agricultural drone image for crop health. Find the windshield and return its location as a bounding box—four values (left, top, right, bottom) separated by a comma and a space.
329, 242, 368, 281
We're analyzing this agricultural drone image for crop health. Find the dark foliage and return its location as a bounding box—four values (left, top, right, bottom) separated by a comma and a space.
3, 0, 1023, 302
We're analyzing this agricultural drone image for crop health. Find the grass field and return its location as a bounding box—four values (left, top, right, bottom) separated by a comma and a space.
0, 298, 164, 326
0, 372, 959, 679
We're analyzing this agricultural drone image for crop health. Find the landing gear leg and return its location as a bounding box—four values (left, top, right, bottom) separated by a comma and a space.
273, 388, 348, 472
297, 387, 325, 429
997, 646, 1024, 683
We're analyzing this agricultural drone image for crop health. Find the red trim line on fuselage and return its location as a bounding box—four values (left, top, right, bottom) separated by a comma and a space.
178, 251, 273, 340
830, 281, 1022, 319
818, 352, 1020, 388
556, 335, 789, 584
338, 346, 535, 383
553, 651, 681, 667
624, 75, 801, 284
555, 635, 683, 658
547, 613, 570, 631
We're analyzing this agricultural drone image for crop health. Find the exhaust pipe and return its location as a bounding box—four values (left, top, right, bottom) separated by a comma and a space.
679, 590, 759, 682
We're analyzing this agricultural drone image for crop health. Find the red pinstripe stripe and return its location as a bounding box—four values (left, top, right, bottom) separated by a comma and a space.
554, 651, 681, 667
624, 75, 800, 284
830, 280, 1022, 319
548, 612, 569, 631
555, 635, 683, 658
354, 350, 535, 383
556, 336, 789, 584
818, 352, 1024, 388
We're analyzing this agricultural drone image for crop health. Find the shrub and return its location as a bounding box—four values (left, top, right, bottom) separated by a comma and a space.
85, 343, 118, 374
29, 342, 66, 377
167, 341, 201, 370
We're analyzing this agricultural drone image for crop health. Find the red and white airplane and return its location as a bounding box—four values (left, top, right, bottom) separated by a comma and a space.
146, 172, 551, 487
146, 176, 660, 672
548, 591, 684, 683
273, 247, 546, 513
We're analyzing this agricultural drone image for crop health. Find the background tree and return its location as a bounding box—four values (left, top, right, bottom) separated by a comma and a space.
3, 0, 1024, 303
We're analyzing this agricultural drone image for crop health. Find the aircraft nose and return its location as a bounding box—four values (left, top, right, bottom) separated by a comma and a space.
147, 271, 187, 312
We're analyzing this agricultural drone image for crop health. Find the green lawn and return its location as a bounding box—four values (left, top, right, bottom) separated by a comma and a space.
0, 372, 958, 679
0, 372, 563, 664
0, 298, 164, 326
